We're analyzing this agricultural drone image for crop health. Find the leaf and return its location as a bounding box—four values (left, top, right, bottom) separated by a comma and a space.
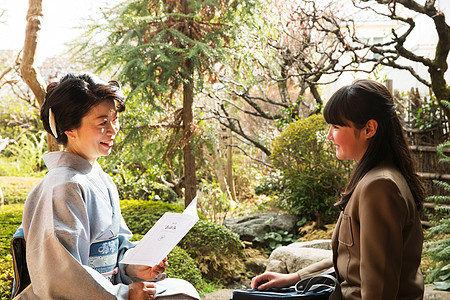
434, 281, 450, 291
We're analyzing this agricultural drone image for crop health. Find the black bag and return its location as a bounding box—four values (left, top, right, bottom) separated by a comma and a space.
232, 271, 340, 300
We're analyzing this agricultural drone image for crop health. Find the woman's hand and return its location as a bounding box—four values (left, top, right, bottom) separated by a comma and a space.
128, 281, 156, 300
251, 272, 299, 290
126, 257, 168, 281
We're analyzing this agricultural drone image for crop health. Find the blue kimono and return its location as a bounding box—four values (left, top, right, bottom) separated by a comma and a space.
19, 151, 134, 299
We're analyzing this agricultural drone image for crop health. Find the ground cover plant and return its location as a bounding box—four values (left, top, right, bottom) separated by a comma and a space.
0, 204, 23, 299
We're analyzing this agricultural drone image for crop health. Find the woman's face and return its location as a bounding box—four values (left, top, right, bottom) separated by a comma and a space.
65, 100, 120, 165
326, 121, 370, 163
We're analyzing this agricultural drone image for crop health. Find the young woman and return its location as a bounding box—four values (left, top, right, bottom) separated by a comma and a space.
251, 79, 425, 299
15, 73, 197, 300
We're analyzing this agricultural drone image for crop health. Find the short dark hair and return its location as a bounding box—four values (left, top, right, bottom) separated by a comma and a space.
324, 79, 424, 211
40, 73, 125, 145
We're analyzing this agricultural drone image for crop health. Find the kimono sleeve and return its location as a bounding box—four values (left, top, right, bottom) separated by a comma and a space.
22, 180, 129, 299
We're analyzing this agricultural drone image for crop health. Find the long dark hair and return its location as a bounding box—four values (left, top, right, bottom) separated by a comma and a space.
40, 73, 125, 145
323, 79, 424, 211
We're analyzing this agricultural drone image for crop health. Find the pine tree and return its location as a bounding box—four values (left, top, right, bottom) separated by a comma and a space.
73, 0, 254, 206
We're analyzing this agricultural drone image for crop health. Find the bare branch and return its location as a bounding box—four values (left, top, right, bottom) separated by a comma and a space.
226, 143, 272, 167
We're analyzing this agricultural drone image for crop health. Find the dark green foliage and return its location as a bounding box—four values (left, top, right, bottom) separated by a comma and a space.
166, 246, 203, 290
179, 220, 244, 283
73, 0, 254, 105
271, 114, 353, 226
424, 141, 450, 291
409, 94, 444, 132
253, 230, 299, 254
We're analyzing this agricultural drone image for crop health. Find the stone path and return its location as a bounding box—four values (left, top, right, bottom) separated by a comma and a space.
201, 289, 233, 300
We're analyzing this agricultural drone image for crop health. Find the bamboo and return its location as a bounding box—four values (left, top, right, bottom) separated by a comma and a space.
418, 172, 450, 180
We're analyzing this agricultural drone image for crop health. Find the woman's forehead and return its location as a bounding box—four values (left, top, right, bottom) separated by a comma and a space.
87, 101, 118, 118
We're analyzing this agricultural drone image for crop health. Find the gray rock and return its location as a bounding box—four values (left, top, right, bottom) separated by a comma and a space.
244, 258, 269, 275
266, 240, 332, 273
423, 284, 450, 300
223, 213, 299, 243
289, 239, 332, 250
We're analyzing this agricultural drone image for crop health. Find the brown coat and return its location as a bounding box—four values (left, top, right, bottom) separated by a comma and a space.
298, 164, 424, 299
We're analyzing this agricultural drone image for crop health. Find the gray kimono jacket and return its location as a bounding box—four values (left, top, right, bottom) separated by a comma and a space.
18, 151, 134, 299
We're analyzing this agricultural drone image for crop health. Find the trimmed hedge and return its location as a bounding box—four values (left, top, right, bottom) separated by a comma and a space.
120, 199, 186, 236
166, 246, 203, 289
180, 220, 244, 283
121, 200, 244, 284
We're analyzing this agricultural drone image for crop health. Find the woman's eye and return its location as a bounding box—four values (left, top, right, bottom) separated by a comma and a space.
100, 121, 107, 126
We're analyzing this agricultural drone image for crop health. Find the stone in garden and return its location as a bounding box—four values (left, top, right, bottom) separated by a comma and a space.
265, 239, 332, 273
223, 213, 299, 242
244, 257, 269, 275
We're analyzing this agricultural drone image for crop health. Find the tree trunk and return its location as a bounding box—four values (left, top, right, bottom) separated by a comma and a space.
21, 0, 59, 152
226, 128, 237, 202
182, 58, 196, 207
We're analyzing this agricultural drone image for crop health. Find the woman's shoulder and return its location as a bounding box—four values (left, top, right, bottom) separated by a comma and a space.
359, 164, 405, 187
356, 164, 415, 207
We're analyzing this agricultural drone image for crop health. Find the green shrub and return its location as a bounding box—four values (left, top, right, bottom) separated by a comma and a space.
120, 199, 244, 283
271, 114, 353, 226
179, 220, 244, 283
424, 141, 450, 291
166, 246, 203, 290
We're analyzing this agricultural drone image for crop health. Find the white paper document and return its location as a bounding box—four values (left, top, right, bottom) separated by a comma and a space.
121, 196, 199, 266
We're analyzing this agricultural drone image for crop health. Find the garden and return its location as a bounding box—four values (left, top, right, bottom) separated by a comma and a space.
1, 0, 450, 299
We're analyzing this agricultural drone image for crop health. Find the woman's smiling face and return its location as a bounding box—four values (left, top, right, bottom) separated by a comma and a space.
64, 100, 120, 165
326, 121, 370, 163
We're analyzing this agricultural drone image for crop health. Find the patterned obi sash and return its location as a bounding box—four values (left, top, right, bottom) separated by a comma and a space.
89, 236, 119, 281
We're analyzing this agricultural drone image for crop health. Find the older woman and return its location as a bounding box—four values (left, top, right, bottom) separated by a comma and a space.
15, 73, 197, 300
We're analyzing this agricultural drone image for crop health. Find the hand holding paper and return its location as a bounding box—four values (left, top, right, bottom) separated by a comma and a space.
121, 196, 199, 267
